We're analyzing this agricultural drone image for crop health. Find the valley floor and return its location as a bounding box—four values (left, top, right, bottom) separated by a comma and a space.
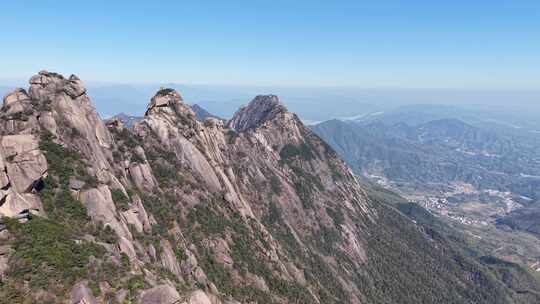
370, 177, 540, 272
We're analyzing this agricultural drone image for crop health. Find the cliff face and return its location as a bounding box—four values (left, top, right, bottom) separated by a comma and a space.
129, 86, 373, 303
0, 72, 529, 304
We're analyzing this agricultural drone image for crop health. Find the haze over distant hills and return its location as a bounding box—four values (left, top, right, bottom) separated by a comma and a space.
311, 104, 540, 271
3, 82, 540, 124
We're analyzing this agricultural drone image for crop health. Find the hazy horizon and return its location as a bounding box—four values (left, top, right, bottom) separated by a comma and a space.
1, 1, 539, 123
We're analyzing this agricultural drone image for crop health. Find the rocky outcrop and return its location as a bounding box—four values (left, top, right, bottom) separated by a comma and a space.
121, 194, 151, 233
28, 71, 85, 101
227, 95, 287, 132
0, 134, 46, 217
2, 135, 47, 193
80, 185, 137, 263
188, 290, 213, 304
0, 190, 42, 217
145, 88, 194, 121
159, 239, 183, 281
2, 89, 31, 116
139, 284, 181, 304
80, 186, 130, 238
128, 162, 157, 191
137, 89, 223, 192
29, 70, 113, 182
70, 281, 98, 304
79, 185, 139, 264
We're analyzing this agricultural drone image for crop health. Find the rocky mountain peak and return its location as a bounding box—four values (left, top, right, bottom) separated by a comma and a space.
29, 70, 87, 101
227, 94, 288, 132
148, 88, 183, 107
144, 88, 195, 120
1, 70, 113, 185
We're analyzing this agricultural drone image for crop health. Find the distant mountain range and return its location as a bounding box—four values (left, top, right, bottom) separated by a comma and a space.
4, 82, 540, 124
312, 117, 540, 198
311, 107, 540, 262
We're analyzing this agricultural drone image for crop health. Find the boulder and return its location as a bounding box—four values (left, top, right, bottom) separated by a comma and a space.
193, 266, 208, 286
115, 289, 128, 303
2, 89, 31, 115
80, 185, 131, 241
70, 281, 98, 304
0, 190, 42, 217
5, 149, 47, 192
118, 235, 138, 264
80, 186, 117, 223
1, 135, 47, 193
128, 163, 157, 191
69, 177, 86, 190
139, 284, 181, 304
189, 290, 212, 304
148, 244, 157, 261
133, 194, 151, 232
181, 248, 199, 275
160, 239, 182, 279
121, 208, 144, 234
120, 194, 151, 234
210, 238, 233, 267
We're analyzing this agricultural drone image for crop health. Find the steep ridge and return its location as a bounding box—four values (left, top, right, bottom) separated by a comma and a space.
0, 71, 536, 303
191, 104, 224, 122
227, 95, 287, 132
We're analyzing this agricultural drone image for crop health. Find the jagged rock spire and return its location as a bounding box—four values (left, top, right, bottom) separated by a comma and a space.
28, 70, 87, 101
144, 88, 195, 120
147, 88, 183, 110
227, 95, 287, 132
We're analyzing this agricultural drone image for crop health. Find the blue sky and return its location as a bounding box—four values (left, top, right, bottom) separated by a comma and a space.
1, 1, 539, 88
